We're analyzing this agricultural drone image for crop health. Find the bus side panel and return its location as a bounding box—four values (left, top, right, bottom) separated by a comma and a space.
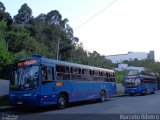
38, 81, 117, 105
69, 81, 99, 102
40, 81, 73, 105
143, 83, 157, 93
105, 82, 117, 97
124, 83, 157, 95
40, 82, 57, 105
69, 81, 117, 102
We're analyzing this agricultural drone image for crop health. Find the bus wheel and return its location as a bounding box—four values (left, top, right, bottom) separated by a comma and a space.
144, 89, 148, 95
57, 94, 68, 109
130, 93, 134, 96
100, 91, 106, 102
151, 88, 155, 94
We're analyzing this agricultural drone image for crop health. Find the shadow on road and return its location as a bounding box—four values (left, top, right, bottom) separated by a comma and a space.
1, 99, 112, 115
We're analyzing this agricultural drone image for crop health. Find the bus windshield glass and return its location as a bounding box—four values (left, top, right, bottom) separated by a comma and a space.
10, 66, 39, 90
124, 77, 141, 87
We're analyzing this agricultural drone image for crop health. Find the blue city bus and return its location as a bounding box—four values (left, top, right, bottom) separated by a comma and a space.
9, 55, 117, 108
124, 73, 157, 96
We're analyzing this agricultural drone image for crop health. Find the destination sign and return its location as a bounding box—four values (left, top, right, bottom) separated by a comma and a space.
18, 60, 37, 66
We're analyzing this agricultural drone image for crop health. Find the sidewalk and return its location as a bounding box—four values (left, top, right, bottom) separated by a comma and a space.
0, 106, 13, 111
0, 79, 9, 97
0, 79, 11, 110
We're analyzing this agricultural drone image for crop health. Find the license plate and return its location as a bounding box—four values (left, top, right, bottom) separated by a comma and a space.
17, 101, 23, 105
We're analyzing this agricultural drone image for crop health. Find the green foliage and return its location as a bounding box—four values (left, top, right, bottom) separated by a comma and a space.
0, 2, 5, 11
0, 2, 12, 25
69, 43, 115, 69
0, 20, 7, 40
0, 21, 13, 71
14, 3, 32, 25
88, 51, 114, 69
115, 71, 128, 83
0, 95, 9, 106
6, 24, 49, 57
0, 40, 13, 69
0, 2, 143, 80
1, 1, 160, 83
0, 20, 7, 29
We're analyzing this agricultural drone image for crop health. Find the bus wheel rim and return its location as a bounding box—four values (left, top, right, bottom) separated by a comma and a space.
59, 98, 65, 107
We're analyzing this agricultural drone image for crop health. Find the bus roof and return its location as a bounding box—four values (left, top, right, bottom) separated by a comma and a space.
40, 57, 114, 73
124, 74, 156, 79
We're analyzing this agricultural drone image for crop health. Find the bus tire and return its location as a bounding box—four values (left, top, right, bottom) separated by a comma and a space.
151, 88, 155, 94
100, 91, 106, 102
57, 94, 68, 109
144, 89, 148, 95
130, 93, 134, 96
151, 91, 155, 94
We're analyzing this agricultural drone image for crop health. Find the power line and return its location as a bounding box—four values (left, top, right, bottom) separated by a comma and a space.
74, 0, 118, 30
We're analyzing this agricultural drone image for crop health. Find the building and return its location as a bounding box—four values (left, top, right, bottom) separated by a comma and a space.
106, 51, 154, 64
115, 63, 145, 72
147, 51, 154, 61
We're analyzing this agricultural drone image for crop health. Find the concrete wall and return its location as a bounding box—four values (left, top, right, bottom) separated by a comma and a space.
106, 52, 148, 63
116, 83, 124, 95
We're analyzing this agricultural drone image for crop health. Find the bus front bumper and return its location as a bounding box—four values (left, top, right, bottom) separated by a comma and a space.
125, 87, 144, 94
9, 93, 58, 106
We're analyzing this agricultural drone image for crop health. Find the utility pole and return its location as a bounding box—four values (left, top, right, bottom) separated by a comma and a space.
56, 38, 60, 60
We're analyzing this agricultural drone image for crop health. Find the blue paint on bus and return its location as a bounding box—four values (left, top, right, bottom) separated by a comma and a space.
124, 74, 157, 95
9, 55, 117, 107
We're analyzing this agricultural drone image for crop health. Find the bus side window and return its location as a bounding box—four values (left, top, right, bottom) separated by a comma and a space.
42, 65, 47, 80
56, 65, 65, 80
82, 69, 93, 81
42, 65, 54, 82
56, 65, 71, 80
93, 70, 100, 81
71, 67, 82, 81
47, 67, 53, 81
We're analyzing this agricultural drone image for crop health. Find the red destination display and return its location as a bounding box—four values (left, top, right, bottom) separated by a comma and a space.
18, 60, 37, 66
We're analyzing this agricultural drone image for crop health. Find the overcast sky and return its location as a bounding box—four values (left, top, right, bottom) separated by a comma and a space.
2, 0, 160, 61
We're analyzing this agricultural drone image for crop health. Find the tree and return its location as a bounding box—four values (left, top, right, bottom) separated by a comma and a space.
14, 3, 32, 26
46, 10, 62, 25
0, 2, 5, 11
32, 10, 79, 60
115, 71, 128, 83
5, 23, 49, 58
70, 43, 88, 64
0, 20, 7, 40
0, 21, 13, 78
0, 3, 115, 79
0, 2, 12, 26
0, 40, 13, 68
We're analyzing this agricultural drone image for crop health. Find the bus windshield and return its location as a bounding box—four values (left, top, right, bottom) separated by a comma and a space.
10, 66, 39, 90
124, 78, 141, 87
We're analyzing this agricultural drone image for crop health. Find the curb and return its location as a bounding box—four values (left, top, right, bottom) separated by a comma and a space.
0, 106, 13, 111
113, 94, 127, 97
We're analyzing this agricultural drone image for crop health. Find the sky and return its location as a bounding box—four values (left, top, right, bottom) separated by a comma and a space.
2, 0, 160, 61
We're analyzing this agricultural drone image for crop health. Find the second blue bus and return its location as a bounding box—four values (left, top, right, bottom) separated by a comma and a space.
124, 73, 157, 96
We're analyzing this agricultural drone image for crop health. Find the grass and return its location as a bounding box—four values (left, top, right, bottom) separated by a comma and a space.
0, 95, 9, 106
117, 91, 125, 95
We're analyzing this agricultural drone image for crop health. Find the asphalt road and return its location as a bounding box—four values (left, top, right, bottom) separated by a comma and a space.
1, 92, 160, 120
41, 92, 160, 114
